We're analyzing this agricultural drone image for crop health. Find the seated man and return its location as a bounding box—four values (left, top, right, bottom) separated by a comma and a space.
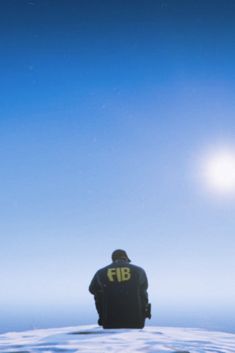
89, 249, 151, 329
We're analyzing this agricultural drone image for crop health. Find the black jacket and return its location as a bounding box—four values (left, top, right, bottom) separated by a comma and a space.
89, 260, 149, 328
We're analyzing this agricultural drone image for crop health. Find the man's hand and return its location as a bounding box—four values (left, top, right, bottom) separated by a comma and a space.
145, 303, 151, 319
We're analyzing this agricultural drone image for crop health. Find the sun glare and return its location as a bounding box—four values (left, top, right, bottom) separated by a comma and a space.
201, 148, 235, 196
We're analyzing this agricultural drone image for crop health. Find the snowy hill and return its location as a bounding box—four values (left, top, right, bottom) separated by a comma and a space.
1, 325, 235, 353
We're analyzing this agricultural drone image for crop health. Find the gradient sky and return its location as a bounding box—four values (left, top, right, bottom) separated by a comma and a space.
1, 0, 235, 332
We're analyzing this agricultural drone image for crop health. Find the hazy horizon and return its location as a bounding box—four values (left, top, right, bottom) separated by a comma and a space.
1, 302, 235, 334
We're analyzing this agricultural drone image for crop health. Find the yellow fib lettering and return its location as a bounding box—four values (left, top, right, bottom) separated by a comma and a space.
121, 267, 131, 281
116, 267, 122, 282
107, 268, 116, 282
107, 267, 131, 282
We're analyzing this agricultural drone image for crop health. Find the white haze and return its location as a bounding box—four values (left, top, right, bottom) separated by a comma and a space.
1, 325, 235, 353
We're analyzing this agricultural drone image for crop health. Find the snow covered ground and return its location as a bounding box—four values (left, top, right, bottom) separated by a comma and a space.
0, 325, 235, 353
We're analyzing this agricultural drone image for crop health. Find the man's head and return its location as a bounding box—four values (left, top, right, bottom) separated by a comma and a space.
111, 249, 131, 263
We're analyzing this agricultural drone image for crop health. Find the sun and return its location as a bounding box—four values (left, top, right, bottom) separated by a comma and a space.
202, 148, 235, 195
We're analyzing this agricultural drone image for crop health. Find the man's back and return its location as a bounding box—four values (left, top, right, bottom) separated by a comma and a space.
89, 250, 150, 329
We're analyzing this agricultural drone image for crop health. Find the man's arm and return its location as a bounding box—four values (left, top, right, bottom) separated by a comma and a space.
139, 268, 151, 319
139, 268, 149, 303
89, 271, 101, 295
89, 270, 104, 323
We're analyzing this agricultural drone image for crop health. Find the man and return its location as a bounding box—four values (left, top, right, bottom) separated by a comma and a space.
89, 249, 151, 329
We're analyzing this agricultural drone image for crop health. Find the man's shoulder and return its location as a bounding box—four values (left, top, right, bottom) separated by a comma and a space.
96, 262, 146, 274
129, 263, 146, 274
95, 264, 112, 275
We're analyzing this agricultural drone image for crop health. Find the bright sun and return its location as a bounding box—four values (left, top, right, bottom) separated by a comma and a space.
202, 148, 235, 195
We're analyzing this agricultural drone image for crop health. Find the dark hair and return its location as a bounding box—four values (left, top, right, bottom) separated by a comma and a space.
111, 249, 131, 262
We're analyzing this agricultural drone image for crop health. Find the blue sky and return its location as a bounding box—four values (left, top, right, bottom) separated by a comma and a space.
1, 0, 235, 332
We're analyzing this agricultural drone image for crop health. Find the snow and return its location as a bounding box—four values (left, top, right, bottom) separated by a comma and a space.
0, 325, 235, 353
